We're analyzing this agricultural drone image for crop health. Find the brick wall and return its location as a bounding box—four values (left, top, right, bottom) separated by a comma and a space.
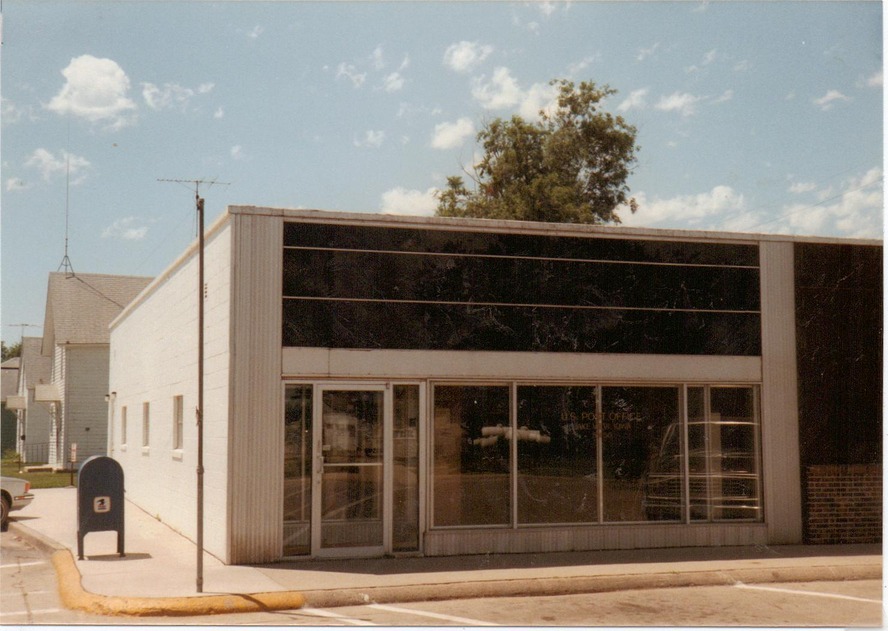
805, 464, 882, 544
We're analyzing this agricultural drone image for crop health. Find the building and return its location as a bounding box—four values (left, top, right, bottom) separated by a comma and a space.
6, 337, 53, 464
1, 356, 21, 454
41, 272, 153, 468
108, 206, 882, 564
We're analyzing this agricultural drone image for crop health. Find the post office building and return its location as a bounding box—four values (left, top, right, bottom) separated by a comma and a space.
108, 206, 881, 564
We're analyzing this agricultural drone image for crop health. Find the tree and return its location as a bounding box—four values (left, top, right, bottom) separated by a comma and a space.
1, 341, 21, 362
436, 79, 638, 224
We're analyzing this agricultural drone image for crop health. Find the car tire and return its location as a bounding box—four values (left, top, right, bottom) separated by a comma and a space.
1, 496, 9, 532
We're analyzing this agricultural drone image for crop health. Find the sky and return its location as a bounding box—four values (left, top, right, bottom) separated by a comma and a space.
1, 0, 883, 346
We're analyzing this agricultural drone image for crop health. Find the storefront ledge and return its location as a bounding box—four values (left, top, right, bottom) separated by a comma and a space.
51, 550, 305, 617
298, 562, 882, 610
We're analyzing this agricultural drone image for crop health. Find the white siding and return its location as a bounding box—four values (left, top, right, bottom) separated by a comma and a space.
63, 345, 110, 463
48, 345, 66, 467
227, 213, 283, 563
759, 241, 803, 543
109, 219, 233, 561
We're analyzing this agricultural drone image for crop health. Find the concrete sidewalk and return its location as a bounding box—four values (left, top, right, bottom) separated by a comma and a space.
6, 487, 882, 617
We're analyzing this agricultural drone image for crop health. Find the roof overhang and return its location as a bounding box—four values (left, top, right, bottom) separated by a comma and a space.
34, 384, 61, 403
5, 395, 27, 410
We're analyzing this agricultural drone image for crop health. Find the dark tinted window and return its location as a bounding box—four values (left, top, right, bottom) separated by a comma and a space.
283, 221, 761, 355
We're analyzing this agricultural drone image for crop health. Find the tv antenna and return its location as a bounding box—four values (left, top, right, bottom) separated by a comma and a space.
4, 323, 40, 347
58, 123, 75, 276
157, 176, 228, 594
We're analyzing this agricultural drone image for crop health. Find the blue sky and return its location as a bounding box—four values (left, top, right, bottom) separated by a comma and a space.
1, 1, 883, 346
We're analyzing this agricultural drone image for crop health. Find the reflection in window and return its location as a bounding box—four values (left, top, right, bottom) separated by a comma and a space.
283, 385, 312, 556
601, 387, 680, 522
709, 388, 760, 521
433, 386, 510, 527
517, 386, 598, 524
393, 385, 420, 551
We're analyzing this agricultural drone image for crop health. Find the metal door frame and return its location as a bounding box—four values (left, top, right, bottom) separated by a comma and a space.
311, 382, 392, 558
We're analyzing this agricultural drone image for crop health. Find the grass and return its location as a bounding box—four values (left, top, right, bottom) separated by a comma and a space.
1, 457, 75, 489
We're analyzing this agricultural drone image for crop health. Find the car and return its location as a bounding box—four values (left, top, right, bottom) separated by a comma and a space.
1, 476, 34, 532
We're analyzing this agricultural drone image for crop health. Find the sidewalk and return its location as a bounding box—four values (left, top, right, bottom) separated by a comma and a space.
6, 487, 882, 617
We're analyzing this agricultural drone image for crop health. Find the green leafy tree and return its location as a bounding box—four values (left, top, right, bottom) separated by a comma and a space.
437, 79, 638, 224
1, 341, 21, 362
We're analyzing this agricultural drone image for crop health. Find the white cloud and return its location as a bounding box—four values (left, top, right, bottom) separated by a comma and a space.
354, 130, 385, 148
733, 59, 752, 73
686, 49, 718, 74
336, 62, 366, 88
567, 55, 601, 76
46, 55, 137, 129
102, 216, 148, 241
866, 71, 883, 87
214, 107, 225, 119
636, 42, 660, 62
789, 181, 817, 194
813, 89, 851, 111
380, 187, 439, 215
443, 41, 494, 74
431, 117, 475, 150
197, 83, 215, 94
248, 25, 264, 39
712, 89, 734, 104
383, 72, 405, 93
655, 92, 703, 117
618, 88, 649, 112
471, 67, 524, 110
24, 148, 90, 184
621, 185, 748, 229
230, 145, 246, 160
5, 177, 30, 191
142, 83, 196, 111
622, 168, 883, 238
371, 46, 385, 71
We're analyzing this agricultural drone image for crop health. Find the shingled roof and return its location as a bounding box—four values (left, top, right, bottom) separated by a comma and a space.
18, 336, 52, 390
41, 272, 153, 353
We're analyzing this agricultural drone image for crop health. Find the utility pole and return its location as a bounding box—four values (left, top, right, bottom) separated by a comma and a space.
158, 177, 228, 594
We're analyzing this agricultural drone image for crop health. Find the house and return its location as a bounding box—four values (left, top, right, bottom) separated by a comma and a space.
1, 356, 21, 454
6, 338, 53, 463
107, 206, 882, 564
41, 272, 153, 468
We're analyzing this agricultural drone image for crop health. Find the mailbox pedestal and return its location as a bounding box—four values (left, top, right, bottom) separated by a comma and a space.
77, 456, 125, 560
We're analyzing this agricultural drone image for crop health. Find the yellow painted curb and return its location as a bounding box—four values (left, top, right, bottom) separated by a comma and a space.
51, 550, 305, 617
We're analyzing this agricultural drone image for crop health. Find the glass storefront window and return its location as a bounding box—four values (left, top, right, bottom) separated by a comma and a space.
283, 385, 312, 556
709, 387, 760, 521
601, 387, 680, 522
433, 385, 511, 527
393, 385, 420, 551
516, 386, 598, 524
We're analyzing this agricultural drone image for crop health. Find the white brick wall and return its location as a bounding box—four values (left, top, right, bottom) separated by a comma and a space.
109, 220, 233, 561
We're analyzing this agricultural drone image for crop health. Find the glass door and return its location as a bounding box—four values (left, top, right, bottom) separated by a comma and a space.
313, 386, 387, 556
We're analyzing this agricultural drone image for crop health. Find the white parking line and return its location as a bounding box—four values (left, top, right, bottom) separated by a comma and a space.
735, 582, 882, 604
0, 608, 62, 617
300, 606, 377, 626
0, 561, 47, 569
368, 603, 498, 626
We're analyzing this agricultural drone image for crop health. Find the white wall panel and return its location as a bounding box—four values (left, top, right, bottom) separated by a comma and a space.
64, 346, 110, 462
759, 241, 803, 543
109, 220, 233, 561
227, 213, 283, 563
282, 348, 761, 383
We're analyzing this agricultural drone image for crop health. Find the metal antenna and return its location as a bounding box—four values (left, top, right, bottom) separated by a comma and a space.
157, 177, 229, 595
58, 121, 75, 276
5, 323, 40, 348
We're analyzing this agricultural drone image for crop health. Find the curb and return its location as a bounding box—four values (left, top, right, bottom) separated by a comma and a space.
50, 549, 305, 617
10, 522, 305, 618
299, 562, 883, 609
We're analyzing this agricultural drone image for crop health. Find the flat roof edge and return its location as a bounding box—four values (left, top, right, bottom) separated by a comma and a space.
228, 205, 882, 246
110, 211, 233, 330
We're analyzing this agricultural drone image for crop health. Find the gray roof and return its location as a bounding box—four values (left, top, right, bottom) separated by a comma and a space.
1, 359, 20, 401
18, 337, 52, 390
42, 272, 153, 352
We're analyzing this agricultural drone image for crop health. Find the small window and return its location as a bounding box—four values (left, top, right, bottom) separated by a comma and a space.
173, 396, 184, 451
142, 402, 150, 450
121, 406, 128, 446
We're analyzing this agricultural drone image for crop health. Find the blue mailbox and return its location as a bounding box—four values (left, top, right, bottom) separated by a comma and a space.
77, 455, 125, 560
